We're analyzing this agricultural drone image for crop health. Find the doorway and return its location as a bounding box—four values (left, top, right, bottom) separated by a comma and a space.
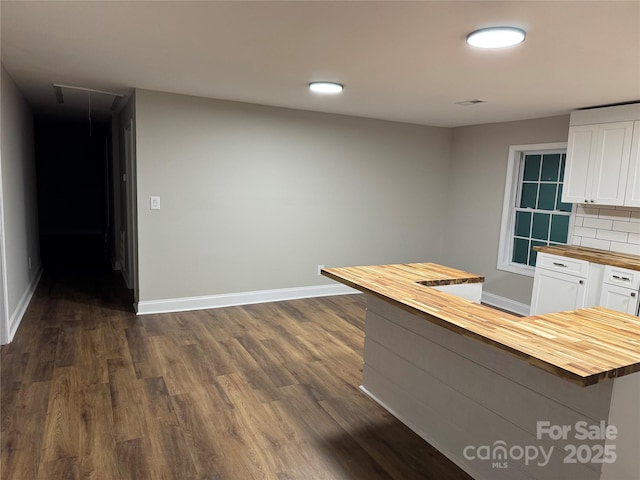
35, 115, 110, 273
32, 113, 135, 308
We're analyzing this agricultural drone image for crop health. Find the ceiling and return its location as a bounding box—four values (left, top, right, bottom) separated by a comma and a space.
2, 1, 639, 128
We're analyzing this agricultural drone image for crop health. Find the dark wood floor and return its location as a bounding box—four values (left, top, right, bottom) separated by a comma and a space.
1, 269, 474, 480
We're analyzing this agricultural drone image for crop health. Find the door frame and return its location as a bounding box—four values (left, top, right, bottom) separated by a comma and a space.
123, 117, 139, 304
0, 153, 9, 344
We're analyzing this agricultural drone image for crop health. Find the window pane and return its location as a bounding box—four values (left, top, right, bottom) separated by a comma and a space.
529, 241, 547, 266
550, 215, 570, 243
503, 147, 571, 273
520, 183, 538, 208
523, 155, 541, 181
532, 213, 550, 240
514, 211, 532, 238
556, 185, 572, 212
538, 184, 558, 210
512, 238, 529, 265
541, 154, 560, 181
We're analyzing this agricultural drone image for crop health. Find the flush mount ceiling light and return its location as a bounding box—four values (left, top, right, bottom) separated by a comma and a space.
466, 27, 526, 49
309, 81, 344, 94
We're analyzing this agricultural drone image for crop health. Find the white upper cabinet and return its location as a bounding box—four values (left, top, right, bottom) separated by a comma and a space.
563, 124, 598, 204
562, 121, 634, 205
562, 104, 640, 206
591, 121, 634, 204
625, 121, 640, 206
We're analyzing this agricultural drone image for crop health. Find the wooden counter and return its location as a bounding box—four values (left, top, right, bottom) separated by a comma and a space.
322, 263, 640, 386
323, 262, 640, 479
534, 245, 640, 271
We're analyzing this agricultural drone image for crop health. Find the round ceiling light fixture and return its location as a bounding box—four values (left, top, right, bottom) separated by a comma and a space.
466, 27, 526, 49
309, 81, 344, 94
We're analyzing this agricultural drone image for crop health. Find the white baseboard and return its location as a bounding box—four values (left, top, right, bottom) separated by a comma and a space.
135, 283, 360, 315
481, 291, 530, 316
7, 267, 43, 343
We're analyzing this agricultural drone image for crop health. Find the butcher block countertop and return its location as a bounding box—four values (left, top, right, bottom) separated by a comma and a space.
534, 245, 640, 270
322, 263, 640, 387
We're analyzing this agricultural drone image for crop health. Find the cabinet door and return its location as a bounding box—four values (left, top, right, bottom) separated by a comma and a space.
530, 268, 587, 315
599, 284, 639, 315
562, 122, 634, 205
591, 121, 634, 205
624, 121, 640, 207
562, 125, 597, 204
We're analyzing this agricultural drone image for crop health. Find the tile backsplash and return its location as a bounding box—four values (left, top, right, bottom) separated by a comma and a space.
571, 205, 640, 256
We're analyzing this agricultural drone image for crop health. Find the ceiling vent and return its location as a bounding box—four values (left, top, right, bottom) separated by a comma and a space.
456, 99, 486, 106
52, 83, 125, 111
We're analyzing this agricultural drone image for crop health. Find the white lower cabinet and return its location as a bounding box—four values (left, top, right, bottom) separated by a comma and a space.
530, 253, 591, 315
532, 252, 640, 316
599, 284, 639, 315
530, 263, 587, 315
599, 265, 640, 315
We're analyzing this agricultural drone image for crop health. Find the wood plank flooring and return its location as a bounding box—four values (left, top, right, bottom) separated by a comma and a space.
1, 270, 473, 480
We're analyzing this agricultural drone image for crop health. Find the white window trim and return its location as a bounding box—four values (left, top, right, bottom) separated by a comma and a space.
497, 142, 573, 277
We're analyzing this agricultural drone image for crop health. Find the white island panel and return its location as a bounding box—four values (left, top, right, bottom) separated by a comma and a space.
362, 294, 640, 480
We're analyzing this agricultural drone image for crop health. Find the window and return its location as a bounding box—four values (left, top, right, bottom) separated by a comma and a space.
497, 143, 573, 276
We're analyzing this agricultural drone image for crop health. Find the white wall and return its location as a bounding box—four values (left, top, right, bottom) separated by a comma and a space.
0, 73, 583, 323
444, 115, 570, 305
134, 89, 452, 305
0, 65, 41, 343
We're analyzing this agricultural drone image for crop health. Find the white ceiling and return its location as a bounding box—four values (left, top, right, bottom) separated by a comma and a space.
2, 1, 639, 127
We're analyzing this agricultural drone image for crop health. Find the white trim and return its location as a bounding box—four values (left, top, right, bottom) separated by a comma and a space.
135, 283, 360, 315
0, 159, 8, 345
497, 142, 569, 277
128, 115, 139, 304
7, 267, 43, 343
570, 103, 640, 126
496, 262, 535, 277
481, 290, 530, 317
124, 118, 136, 296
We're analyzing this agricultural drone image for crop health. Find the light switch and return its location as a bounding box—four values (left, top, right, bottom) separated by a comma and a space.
150, 196, 161, 210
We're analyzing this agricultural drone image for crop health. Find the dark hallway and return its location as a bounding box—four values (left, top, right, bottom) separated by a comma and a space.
33, 115, 131, 303
35, 115, 110, 274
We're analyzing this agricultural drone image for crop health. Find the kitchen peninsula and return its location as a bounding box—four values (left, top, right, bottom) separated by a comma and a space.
322, 263, 640, 480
